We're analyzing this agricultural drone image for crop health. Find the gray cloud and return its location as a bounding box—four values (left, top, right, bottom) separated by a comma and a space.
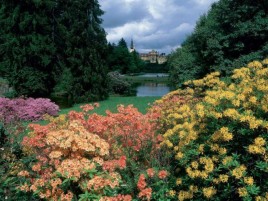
99, 0, 218, 54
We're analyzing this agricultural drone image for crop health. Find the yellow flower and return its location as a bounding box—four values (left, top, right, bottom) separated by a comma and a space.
189, 185, 198, 193
248, 145, 266, 155
219, 174, 229, 183
203, 187, 217, 198
191, 161, 199, 169
238, 187, 248, 197
254, 137, 266, 146
244, 177, 254, 185
247, 61, 262, 69
176, 178, 182, 185
176, 152, 184, 160
232, 165, 247, 179
169, 190, 176, 197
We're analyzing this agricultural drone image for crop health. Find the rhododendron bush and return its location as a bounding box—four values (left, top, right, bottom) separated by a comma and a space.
154, 59, 268, 200
0, 97, 59, 124
18, 103, 172, 200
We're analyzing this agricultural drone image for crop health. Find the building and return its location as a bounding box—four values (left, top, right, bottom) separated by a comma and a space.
140, 50, 167, 64
129, 40, 167, 64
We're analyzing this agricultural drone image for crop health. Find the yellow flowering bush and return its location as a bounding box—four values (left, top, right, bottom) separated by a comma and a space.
152, 59, 268, 200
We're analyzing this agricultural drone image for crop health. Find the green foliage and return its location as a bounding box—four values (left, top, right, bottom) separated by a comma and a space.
168, 0, 268, 87
0, 0, 109, 102
0, 1, 57, 97
107, 71, 135, 96
106, 39, 145, 74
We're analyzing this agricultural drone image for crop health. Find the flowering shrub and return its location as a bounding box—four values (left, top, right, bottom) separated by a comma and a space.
18, 114, 131, 200
18, 102, 174, 200
0, 97, 59, 124
154, 59, 268, 200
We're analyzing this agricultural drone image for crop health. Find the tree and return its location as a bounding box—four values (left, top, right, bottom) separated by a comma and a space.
55, 0, 109, 102
106, 38, 145, 74
0, 0, 57, 97
168, 0, 268, 86
0, 0, 109, 102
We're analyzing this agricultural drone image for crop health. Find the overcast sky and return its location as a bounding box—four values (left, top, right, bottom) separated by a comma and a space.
99, 0, 218, 54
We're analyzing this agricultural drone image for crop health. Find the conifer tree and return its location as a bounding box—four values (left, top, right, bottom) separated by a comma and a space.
0, 0, 57, 97
55, 0, 109, 102
0, 0, 109, 102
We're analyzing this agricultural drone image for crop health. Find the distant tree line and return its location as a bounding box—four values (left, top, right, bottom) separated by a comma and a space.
106, 38, 145, 74
168, 0, 268, 86
0, 0, 108, 103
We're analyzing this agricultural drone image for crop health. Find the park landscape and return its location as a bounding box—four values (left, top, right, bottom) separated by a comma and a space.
0, 0, 268, 201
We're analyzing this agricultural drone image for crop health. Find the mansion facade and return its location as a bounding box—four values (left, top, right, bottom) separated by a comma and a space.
130, 39, 167, 64
139, 50, 167, 64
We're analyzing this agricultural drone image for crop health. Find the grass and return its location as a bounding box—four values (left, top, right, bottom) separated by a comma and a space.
59, 96, 161, 115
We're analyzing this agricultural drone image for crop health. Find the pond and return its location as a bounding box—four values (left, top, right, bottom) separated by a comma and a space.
134, 73, 171, 97
136, 73, 169, 78
136, 83, 170, 97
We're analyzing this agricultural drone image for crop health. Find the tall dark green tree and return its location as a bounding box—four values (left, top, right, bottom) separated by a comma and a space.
0, 0, 109, 102
56, 0, 108, 102
0, 0, 57, 97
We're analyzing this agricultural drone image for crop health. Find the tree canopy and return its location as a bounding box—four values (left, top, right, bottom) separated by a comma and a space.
0, 0, 108, 102
168, 0, 268, 86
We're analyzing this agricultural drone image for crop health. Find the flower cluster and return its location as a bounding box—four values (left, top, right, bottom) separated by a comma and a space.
0, 97, 59, 124
136, 169, 169, 200
153, 59, 268, 200
18, 114, 130, 200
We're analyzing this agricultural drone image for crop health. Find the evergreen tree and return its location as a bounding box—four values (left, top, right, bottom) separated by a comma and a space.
0, 0, 109, 102
0, 0, 57, 97
55, 0, 108, 102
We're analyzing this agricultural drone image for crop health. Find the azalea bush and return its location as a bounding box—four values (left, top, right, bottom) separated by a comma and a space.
154, 59, 268, 200
18, 103, 173, 200
0, 97, 59, 124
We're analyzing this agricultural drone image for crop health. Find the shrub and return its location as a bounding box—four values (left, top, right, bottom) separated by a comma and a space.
153, 59, 268, 200
18, 114, 130, 200
18, 103, 174, 200
107, 71, 135, 96
0, 97, 59, 124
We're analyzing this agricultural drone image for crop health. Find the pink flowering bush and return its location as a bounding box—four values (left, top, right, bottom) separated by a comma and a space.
0, 97, 59, 124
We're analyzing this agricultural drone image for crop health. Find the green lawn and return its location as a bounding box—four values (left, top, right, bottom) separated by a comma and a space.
59, 96, 161, 115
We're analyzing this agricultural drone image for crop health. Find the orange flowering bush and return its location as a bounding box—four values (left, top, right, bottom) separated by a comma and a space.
136, 169, 172, 200
18, 113, 131, 200
18, 103, 174, 200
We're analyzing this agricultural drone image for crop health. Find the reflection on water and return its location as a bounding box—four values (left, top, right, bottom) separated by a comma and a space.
136, 83, 170, 97
137, 73, 169, 78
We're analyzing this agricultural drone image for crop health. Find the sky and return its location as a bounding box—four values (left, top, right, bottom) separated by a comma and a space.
99, 0, 218, 54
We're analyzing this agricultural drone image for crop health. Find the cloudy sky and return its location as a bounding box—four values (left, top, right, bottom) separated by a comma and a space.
99, 0, 218, 54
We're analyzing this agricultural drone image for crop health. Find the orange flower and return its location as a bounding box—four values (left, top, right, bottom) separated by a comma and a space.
146, 168, 155, 177
137, 174, 147, 190
138, 187, 152, 201
158, 170, 168, 179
